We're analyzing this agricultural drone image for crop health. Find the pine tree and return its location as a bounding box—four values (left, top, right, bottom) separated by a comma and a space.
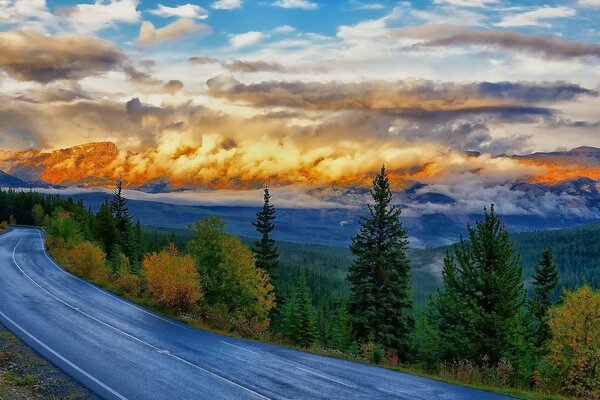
435, 205, 527, 364
93, 201, 118, 256
283, 275, 318, 347
111, 178, 136, 266
348, 165, 414, 357
531, 249, 559, 349
251, 185, 279, 276
329, 297, 353, 352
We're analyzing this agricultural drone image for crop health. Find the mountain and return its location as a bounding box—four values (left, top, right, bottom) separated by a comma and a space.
4, 142, 600, 246
0, 142, 119, 187
0, 170, 29, 188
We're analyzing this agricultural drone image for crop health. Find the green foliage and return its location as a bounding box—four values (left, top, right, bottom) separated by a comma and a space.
435, 205, 527, 365
348, 165, 413, 356
45, 207, 82, 245
531, 249, 559, 349
282, 275, 318, 347
251, 185, 279, 276
329, 297, 353, 352
189, 216, 275, 336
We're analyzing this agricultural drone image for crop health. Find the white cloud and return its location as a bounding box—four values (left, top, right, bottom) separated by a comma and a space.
578, 0, 600, 5
433, 0, 498, 7
62, 0, 140, 32
212, 0, 242, 9
348, 1, 385, 10
272, 25, 295, 33
149, 4, 208, 19
229, 31, 265, 49
137, 18, 210, 47
0, 0, 56, 27
273, 0, 318, 10
496, 6, 576, 28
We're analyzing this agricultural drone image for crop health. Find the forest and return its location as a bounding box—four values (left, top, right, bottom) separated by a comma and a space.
0, 176, 598, 400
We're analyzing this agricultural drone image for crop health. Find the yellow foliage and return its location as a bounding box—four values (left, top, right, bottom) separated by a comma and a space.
113, 272, 142, 297
547, 285, 600, 399
218, 236, 275, 337
143, 244, 201, 312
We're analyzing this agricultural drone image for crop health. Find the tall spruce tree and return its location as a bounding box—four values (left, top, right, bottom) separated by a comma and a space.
348, 165, 414, 356
435, 205, 527, 364
531, 249, 559, 349
251, 185, 279, 275
111, 177, 131, 235
329, 297, 353, 352
93, 200, 118, 256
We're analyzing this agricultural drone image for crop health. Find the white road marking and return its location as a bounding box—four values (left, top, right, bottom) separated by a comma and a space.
220, 341, 260, 355
35, 230, 193, 332
11, 231, 271, 400
295, 366, 357, 389
0, 310, 128, 400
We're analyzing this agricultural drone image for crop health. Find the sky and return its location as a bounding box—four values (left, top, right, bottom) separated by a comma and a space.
0, 0, 600, 195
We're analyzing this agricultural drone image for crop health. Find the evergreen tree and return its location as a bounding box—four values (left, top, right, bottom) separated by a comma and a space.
348, 165, 414, 357
329, 297, 353, 352
435, 205, 527, 364
531, 249, 559, 349
111, 177, 131, 234
283, 275, 318, 347
251, 185, 279, 275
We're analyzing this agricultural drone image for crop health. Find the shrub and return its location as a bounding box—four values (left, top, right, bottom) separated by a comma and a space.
64, 242, 108, 282
547, 285, 600, 399
113, 272, 142, 297
0, 221, 8, 231
143, 244, 201, 312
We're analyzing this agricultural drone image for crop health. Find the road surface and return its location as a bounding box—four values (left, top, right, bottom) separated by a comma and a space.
0, 227, 512, 400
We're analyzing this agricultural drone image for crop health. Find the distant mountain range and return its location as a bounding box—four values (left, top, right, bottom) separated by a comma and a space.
2, 142, 600, 246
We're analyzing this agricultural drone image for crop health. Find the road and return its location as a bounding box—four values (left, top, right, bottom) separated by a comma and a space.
0, 227, 513, 400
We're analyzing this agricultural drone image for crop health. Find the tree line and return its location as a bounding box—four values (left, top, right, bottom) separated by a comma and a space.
251, 167, 598, 399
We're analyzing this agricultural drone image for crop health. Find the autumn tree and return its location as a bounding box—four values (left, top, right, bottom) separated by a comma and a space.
348, 165, 413, 357
547, 285, 599, 399
143, 243, 201, 312
435, 205, 527, 365
531, 249, 559, 349
189, 216, 275, 337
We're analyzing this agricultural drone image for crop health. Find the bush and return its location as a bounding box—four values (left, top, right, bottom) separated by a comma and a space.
547, 285, 599, 399
62, 241, 109, 283
143, 243, 201, 312
0, 221, 8, 231
113, 272, 142, 297
440, 356, 514, 388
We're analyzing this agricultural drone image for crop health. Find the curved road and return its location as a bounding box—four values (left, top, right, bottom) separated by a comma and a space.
0, 227, 512, 400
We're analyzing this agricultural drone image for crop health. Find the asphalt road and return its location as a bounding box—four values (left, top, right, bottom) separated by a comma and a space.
0, 227, 513, 400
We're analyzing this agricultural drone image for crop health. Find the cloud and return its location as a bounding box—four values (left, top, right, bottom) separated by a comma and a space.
211, 0, 242, 9
396, 25, 600, 60
206, 75, 594, 112
0, 30, 124, 83
162, 80, 185, 94
272, 25, 295, 33
348, 1, 385, 10
137, 18, 210, 47
229, 31, 265, 49
496, 6, 576, 28
222, 60, 288, 73
579, 0, 600, 6
0, 0, 55, 27
220, 59, 327, 74
273, 0, 318, 10
148, 4, 208, 19
432, 0, 498, 7
189, 56, 220, 64
59, 0, 140, 32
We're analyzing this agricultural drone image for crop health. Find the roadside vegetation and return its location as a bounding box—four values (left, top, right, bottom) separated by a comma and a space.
0, 171, 598, 399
